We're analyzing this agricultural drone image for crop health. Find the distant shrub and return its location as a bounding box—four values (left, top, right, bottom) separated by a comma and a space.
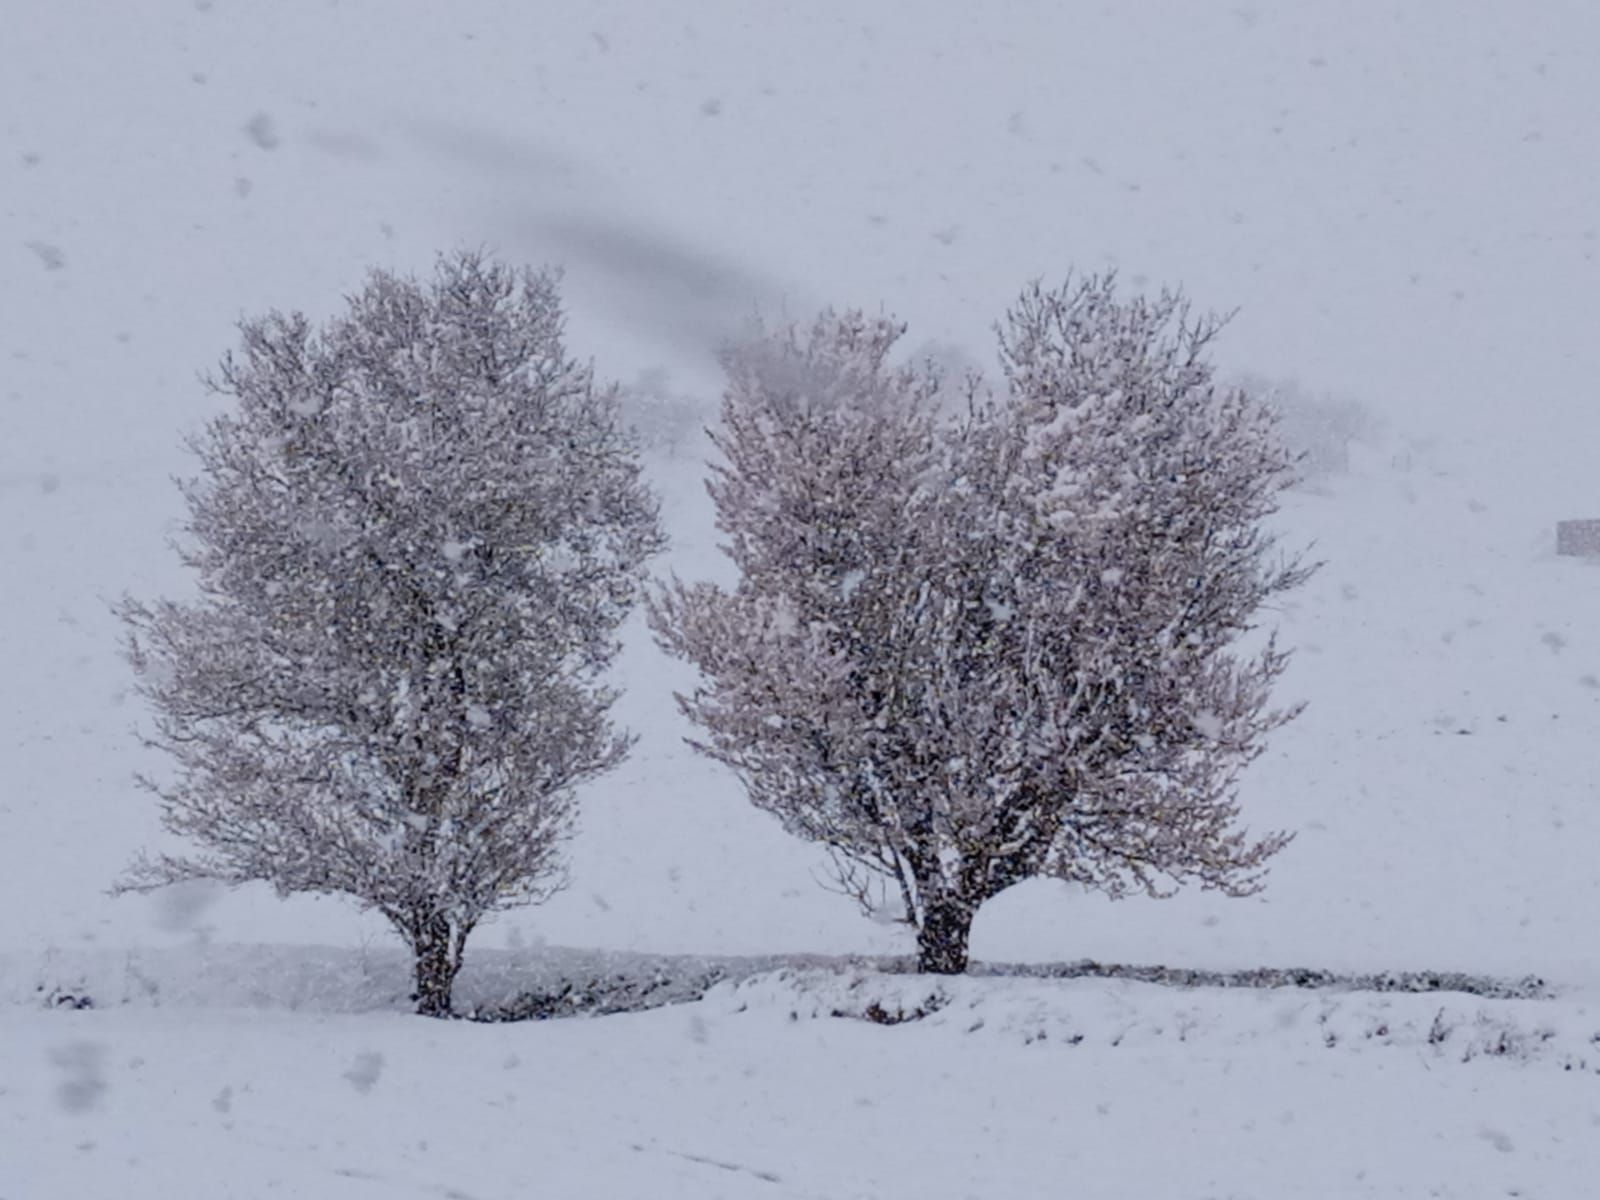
616, 366, 710, 456
1230, 372, 1378, 482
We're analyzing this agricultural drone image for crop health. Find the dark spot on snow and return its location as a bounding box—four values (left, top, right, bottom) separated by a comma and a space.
342, 1051, 384, 1093
699, 97, 723, 117
1478, 1127, 1515, 1153
212, 1086, 233, 1114
1428, 1009, 1452, 1045
833, 995, 948, 1025
40, 983, 94, 1010
234, 177, 253, 198
50, 1042, 108, 1112
26, 241, 66, 270
243, 112, 280, 151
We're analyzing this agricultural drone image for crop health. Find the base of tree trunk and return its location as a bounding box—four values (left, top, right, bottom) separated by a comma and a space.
412, 918, 460, 1017
415, 982, 455, 1018
916, 900, 975, 974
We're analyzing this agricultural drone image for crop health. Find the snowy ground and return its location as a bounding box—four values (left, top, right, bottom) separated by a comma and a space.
5, 958, 1600, 1199
5, 1, 1600, 1195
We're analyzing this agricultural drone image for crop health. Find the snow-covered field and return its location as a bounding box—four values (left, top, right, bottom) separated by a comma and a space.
4, 1, 1599, 1196
6, 968, 1600, 1199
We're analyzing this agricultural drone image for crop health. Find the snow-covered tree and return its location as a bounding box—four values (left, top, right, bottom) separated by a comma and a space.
652, 280, 1311, 974
118, 252, 664, 1014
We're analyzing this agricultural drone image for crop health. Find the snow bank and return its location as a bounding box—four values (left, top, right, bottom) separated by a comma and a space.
715, 968, 1600, 1075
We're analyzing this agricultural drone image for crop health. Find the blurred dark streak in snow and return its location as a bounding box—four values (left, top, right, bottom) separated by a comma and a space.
401, 116, 806, 362
503, 212, 796, 357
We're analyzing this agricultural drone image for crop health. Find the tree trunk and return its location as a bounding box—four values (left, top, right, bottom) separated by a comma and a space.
916, 896, 976, 974
412, 914, 459, 1018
